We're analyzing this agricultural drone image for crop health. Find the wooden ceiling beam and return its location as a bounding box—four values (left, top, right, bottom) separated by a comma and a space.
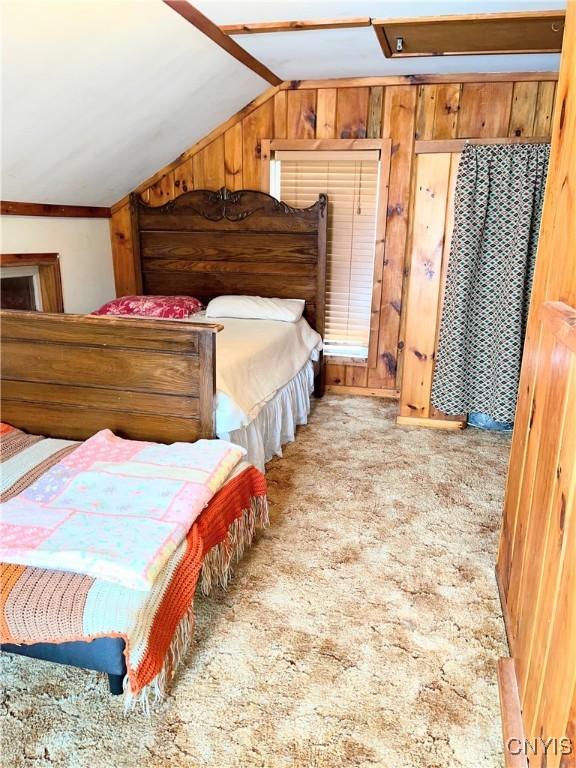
162, 1, 281, 86
221, 17, 372, 35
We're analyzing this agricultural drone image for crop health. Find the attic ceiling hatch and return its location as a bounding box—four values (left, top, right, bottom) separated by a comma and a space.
372, 10, 565, 57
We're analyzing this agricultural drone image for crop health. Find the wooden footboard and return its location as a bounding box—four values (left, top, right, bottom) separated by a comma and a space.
0, 310, 221, 442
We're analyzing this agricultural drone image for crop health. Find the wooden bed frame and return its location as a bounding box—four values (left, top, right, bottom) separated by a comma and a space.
0, 189, 327, 443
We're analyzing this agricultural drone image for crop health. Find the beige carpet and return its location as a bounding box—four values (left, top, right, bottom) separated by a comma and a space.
0, 397, 511, 768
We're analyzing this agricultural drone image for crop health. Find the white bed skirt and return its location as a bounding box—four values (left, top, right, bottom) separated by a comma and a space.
218, 360, 314, 472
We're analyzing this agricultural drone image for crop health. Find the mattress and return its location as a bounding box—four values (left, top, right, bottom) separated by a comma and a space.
189, 313, 322, 433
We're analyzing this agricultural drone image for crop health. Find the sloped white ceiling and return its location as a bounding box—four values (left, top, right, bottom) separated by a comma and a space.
195, 0, 563, 79
1, 0, 268, 206
1, 1, 563, 206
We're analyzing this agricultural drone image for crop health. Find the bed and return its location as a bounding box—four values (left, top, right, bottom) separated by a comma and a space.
0, 190, 324, 702
1, 188, 327, 469
0, 422, 267, 707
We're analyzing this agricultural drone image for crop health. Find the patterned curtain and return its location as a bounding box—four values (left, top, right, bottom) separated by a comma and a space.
431, 143, 550, 423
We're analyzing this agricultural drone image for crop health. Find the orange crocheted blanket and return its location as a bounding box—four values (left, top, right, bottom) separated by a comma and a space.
1, 425, 267, 701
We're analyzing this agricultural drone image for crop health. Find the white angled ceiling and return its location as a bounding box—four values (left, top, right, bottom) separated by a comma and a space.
195, 0, 563, 79
0, 0, 564, 206
1, 0, 268, 206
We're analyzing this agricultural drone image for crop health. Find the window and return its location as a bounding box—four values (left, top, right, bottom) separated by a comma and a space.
272, 150, 380, 359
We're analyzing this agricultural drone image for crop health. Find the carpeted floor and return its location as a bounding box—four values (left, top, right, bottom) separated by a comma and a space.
0, 397, 511, 768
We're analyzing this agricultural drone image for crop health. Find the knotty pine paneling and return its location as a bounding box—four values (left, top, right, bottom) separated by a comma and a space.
368, 85, 417, 390
398, 152, 453, 420
242, 99, 274, 190
273, 90, 287, 139
457, 82, 514, 137
508, 81, 539, 136
432, 83, 461, 140
224, 123, 243, 191
496, 5, 575, 761
174, 156, 194, 195
367, 86, 384, 138
286, 89, 317, 139
110, 202, 140, 296
111, 75, 557, 397
193, 136, 225, 191
335, 87, 370, 139
533, 80, 557, 136
316, 89, 337, 139
142, 172, 174, 206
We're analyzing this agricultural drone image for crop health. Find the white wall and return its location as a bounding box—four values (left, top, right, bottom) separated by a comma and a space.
0, 216, 115, 313
1, 1, 267, 205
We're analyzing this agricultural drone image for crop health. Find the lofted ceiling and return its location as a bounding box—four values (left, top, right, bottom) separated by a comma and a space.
0, 1, 267, 206
196, 0, 563, 79
0, 0, 564, 207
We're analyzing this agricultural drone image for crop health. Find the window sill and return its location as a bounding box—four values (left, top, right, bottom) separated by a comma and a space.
325, 355, 368, 367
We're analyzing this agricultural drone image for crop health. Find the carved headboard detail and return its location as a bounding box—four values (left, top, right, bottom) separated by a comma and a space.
131, 188, 327, 335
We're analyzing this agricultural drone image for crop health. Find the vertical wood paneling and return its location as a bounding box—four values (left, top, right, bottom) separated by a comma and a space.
113, 74, 557, 399
109, 204, 138, 296
316, 89, 337, 138
508, 81, 539, 137
368, 139, 392, 368
430, 153, 463, 422
517, 353, 574, 731
498, 87, 574, 598
509, 330, 569, 635
398, 153, 452, 418
273, 90, 287, 139
224, 123, 243, 190
242, 99, 274, 190
368, 85, 417, 390
146, 172, 174, 206
335, 87, 369, 139
367, 86, 384, 138
415, 85, 437, 140
345, 365, 369, 387
325, 363, 346, 386
192, 152, 205, 189
259, 138, 271, 194
286, 90, 317, 139
497, 6, 575, 762
433, 83, 461, 139
533, 81, 557, 136
173, 157, 194, 194
203, 136, 225, 190
457, 82, 514, 137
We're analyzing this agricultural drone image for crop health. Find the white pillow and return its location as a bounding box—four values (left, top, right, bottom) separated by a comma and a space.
205, 295, 305, 323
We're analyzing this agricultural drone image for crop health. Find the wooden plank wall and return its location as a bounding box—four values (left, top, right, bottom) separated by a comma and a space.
496, 4, 576, 762
110, 75, 557, 398
398, 151, 463, 428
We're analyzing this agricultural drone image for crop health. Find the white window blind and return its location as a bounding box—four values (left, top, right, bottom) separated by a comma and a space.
274, 150, 380, 359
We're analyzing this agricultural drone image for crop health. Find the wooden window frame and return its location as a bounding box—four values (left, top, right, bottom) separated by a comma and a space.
1, 253, 64, 312
261, 138, 391, 368
414, 136, 551, 154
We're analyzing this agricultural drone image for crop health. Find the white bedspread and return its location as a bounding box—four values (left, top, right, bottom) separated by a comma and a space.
189, 314, 322, 433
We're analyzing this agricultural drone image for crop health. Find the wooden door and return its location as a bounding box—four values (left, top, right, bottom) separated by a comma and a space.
496, 2, 576, 765
397, 150, 465, 429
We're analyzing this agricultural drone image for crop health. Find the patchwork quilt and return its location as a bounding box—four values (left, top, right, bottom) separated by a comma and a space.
0, 425, 267, 703
0, 428, 245, 590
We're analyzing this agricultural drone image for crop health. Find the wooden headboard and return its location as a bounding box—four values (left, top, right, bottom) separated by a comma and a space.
0, 310, 220, 442
130, 188, 327, 335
